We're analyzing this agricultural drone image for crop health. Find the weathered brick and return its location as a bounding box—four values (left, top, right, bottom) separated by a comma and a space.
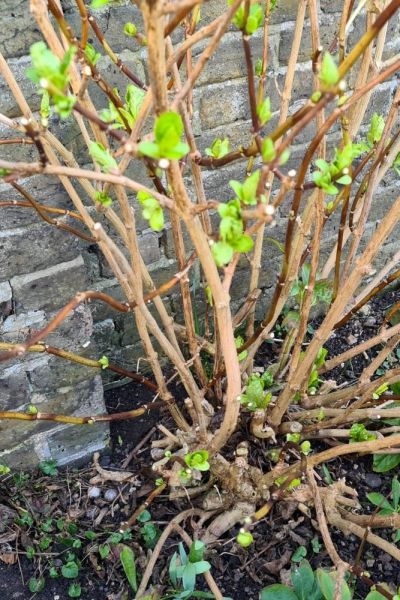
0, 222, 83, 279
0, 0, 42, 58
0, 56, 40, 117
11, 255, 87, 312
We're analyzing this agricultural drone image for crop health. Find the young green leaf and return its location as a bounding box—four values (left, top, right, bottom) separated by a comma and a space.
28, 578, 46, 593
84, 43, 101, 66
366, 492, 394, 514
120, 545, 137, 592
319, 52, 340, 87
291, 560, 317, 600
98, 355, 109, 369
367, 113, 385, 147
257, 97, 272, 126
316, 568, 352, 600
373, 452, 400, 473
89, 142, 118, 173
236, 530, 254, 548
68, 583, 82, 598
291, 546, 307, 562
61, 561, 79, 579
184, 450, 210, 471
260, 584, 298, 600
91, 0, 111, 7
95, 191, 113, 207
212, 241, 234, 267
205, 137, 230, 159
392, 477, 400, 510
124, 22, 137, 37
137, 190, 164, 232
139, 111, 189, 160
262, 138, 276, 162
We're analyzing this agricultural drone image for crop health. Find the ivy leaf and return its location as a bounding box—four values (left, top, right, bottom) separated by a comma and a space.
68, 583, 81, 598
29, 578, 46, 593
89, 142, 118, 173
61, 561, 79, 579
257, 97, 272, 126
319, 52, 340, 87
212, 241, 234, 267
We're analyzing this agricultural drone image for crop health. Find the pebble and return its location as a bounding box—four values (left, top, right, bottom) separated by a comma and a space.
104, 488, 118, 502
359, 304, 372, 316
346, 333, 358, 345
366, 559, 375, 568
365, 316, 377, 327
364, 473, 383, 489
88, 486, 101, 499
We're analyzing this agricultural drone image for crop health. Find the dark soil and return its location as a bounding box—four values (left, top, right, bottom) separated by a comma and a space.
1, 288, 400, 600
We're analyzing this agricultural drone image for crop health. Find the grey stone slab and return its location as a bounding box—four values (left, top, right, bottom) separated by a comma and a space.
11, 255, 87, 312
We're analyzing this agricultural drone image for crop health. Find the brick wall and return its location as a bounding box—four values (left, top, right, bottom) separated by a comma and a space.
0, 0, 399, 467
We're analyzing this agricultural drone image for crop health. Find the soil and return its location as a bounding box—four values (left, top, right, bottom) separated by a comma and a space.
1, 288, 400, 600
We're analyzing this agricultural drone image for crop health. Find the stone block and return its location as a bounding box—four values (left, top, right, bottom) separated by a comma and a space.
0, 222, 83, 279
1, 310, 46, 341
0, 362, 31, 410
0, 56, 40, 117
11, 255, 87, 313
87, 51, 146, 112
198, 79, 257, 131
27, 354, 98, 393
0, 375, 105, 445
0, 376, 109, 468
191, 30, 280, 87
0, 0, 42, 58
92, 318, 119, 351
0, 281, 12, 321
278, 17, 338, 64
0, 174, 85, 229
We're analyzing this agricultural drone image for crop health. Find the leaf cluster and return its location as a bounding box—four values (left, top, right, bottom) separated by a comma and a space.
212, 198, 254, 267
27, 42, 77, 117
139, 112, 189, 161
239, 371, 273, 412
101, 84, 145, 130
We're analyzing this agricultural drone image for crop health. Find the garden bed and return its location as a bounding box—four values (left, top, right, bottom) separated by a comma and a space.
1, 288, 400, 599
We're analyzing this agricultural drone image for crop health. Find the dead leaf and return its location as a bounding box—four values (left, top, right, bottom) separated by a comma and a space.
90, 453, 137, 485
0, 543, 17, 565
67, 508, 85, 520
264, 549, 292, 574
0, 531, 17, 544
